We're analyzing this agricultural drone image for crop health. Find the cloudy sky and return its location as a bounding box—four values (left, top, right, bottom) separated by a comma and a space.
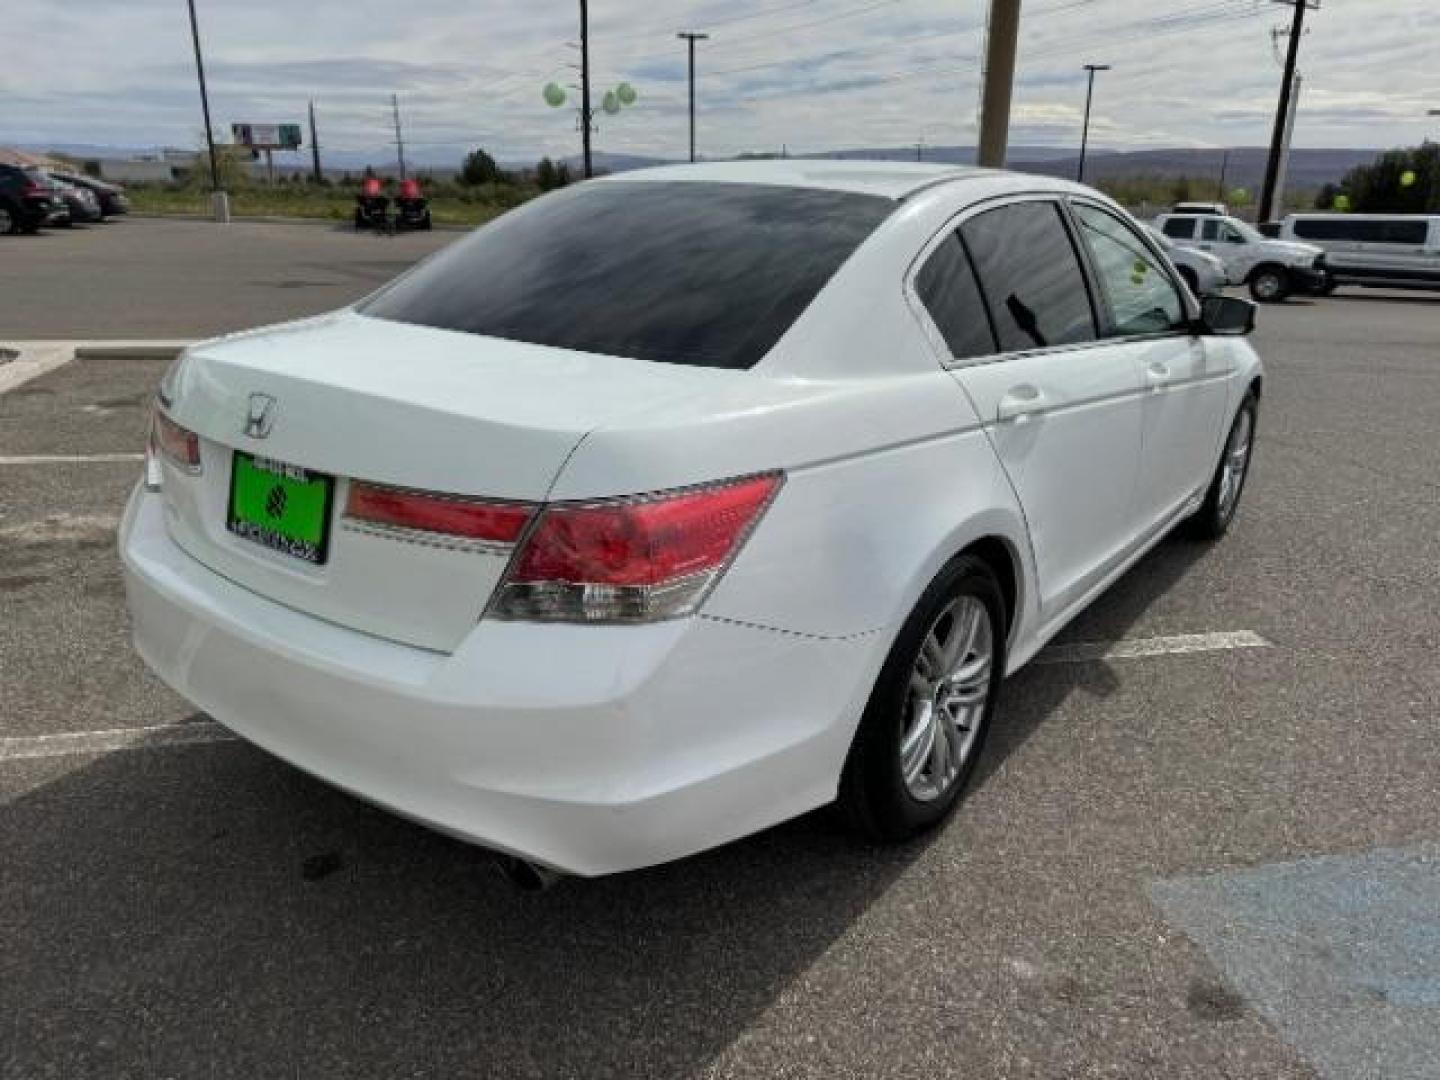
6, 0, 1439, 165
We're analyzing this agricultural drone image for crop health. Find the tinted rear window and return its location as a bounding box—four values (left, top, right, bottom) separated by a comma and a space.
961, 202, 1096, 352
361, 181, 894, 369
915, 233, 997, 361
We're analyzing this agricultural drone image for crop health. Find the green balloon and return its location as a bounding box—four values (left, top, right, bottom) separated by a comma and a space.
602, 90, 620, 115
616, 82, 637, 106
543, 82, 567, 108
1401, 170, 1418, 187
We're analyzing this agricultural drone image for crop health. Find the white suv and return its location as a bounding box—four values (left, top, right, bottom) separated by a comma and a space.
1154, 212, 1326, 302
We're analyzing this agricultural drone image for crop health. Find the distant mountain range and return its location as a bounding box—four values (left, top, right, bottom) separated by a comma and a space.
12, 141, 1384, 190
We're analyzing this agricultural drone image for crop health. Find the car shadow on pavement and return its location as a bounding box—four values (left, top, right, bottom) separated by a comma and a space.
0, 728, 928, 1078
0, 534, 1212, 1079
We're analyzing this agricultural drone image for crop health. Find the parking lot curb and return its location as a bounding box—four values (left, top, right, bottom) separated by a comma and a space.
0, 340, 192, 397
72, 341, 191, 361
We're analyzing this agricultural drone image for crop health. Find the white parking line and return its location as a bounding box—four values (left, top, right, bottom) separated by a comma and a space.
1036, 630, 1272, 665
0, 453, 144, 466
0, 722, 236, 762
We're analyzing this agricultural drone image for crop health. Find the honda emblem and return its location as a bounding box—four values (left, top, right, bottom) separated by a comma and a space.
244, 393, 277, 439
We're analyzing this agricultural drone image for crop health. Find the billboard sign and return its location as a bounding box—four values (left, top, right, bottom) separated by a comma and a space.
231, 123, 303, 150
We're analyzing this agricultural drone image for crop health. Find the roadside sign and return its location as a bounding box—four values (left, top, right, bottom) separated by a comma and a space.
231, 123, 303, 150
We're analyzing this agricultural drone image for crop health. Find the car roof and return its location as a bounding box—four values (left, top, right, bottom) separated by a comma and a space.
598, 159, 1086, 201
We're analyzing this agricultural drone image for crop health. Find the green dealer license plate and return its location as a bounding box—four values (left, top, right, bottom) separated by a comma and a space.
227, 452, 335, 565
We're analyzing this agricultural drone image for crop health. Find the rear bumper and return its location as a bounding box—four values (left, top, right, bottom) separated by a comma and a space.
120, 485, 883, 876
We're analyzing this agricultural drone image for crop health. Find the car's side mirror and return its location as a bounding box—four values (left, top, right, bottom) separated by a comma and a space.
1199, 295, 1257, 337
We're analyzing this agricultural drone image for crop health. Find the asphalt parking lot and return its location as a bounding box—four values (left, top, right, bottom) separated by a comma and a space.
3, 220, 1440, 1078
0, 217, 453, 339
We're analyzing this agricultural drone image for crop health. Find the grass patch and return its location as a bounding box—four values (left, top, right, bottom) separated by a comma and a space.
126, 185, 533, 227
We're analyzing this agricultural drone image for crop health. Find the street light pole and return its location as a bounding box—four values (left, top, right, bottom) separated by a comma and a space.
1077, 64, 1110, 184
184, 0, 221, 200
677, 32, 709, 163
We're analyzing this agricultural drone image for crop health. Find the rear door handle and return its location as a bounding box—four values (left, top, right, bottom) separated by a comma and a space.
1146, 361, 1171, 389
997, 384, 1046, 424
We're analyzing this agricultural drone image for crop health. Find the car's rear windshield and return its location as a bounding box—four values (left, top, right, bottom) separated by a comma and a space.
360, 181, 895, 370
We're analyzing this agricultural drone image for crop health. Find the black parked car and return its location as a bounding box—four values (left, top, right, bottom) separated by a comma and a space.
0, 164, 59, 233
41, 173, 102, 226
50, 170, 130, 216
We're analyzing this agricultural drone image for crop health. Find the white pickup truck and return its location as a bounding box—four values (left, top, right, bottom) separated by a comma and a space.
1153, 212, 1327, 302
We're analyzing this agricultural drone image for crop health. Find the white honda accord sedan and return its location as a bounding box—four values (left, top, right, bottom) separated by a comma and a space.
121, 162, 1262, 880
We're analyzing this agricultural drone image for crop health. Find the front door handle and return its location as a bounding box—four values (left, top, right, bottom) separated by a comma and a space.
997, 384, 1046, 424
1146, 361, 1171, 388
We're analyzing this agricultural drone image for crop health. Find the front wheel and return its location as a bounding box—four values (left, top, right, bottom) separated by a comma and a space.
1186, 391, 1258, 540
838, 554, 1006, 841
1249, 267, 1289, 303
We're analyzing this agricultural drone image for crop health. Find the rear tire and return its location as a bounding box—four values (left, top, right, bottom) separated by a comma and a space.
1186, 391, 1258, 540
838, 554, 1007, 842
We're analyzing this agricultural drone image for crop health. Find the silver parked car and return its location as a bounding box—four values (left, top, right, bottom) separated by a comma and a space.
1146, 224, 1227, 297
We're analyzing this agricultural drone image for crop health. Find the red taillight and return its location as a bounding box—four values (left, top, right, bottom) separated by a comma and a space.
493, 473, 782, 623
150, 405, 201, 472
22, 182, 47, 197
344, 481, 532, 545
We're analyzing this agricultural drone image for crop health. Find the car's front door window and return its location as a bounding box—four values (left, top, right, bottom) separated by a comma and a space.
1072, 204, 1187, 337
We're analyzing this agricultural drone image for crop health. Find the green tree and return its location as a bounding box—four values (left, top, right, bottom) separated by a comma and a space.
534, 156, 571, 192
461, 148, 505, 186
1334, 142, 1439, 213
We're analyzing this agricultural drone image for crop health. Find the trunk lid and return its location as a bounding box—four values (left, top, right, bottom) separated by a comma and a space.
160, 311, 730, 651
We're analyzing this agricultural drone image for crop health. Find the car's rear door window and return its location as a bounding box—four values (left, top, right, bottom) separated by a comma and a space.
360, 181, 895, 370
960, 201, 1097, 352
915, 233, 997, 362
1162, 217, 1197, 240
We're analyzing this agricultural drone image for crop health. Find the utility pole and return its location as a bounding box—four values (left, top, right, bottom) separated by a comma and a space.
1216, 148, 1230, 201
308, 100, 323, 182
677, 32, 710, 163
391, 94, 407, 180
580, 0, 593, 178
1077, 64, 1110, 183
977, 0, 1022, 168
184, 0, 227, 221
1259, 0, 1317, 222
1271, 73, 1303, 216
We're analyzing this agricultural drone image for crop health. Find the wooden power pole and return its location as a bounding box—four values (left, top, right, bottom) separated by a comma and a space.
978, 0, 1022, 168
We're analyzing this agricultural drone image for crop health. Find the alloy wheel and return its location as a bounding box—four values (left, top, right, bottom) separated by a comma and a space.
899, 595, 993, 803
1217, 407, 1253, 522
